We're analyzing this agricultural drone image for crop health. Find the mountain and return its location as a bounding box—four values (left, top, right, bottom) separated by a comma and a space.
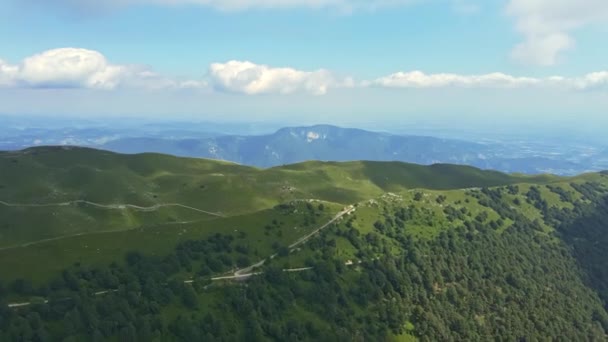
101, 125, 488, 166
1, 147, 608, 341
100, 125, 592, 174
3, 121, 604, 175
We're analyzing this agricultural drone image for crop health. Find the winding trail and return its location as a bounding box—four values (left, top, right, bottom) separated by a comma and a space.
0, 200, 225, 217
209, 267, 314, 281
288, 205, 354, 249
5, 205, 356, 308
0, 219, 204, 252
0, 199, 224, 251
0, 230, 123, 251
226, 205, 355, 279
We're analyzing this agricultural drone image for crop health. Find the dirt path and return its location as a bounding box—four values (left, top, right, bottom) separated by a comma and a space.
288, 205, 354, 249
7, 289, 118, 308
0, 230, 119, 251
228, 205, 355, 278
5, 205, 356, 308
211, 267, 314, 281
0, 218, 204, 252
0, 200, 225, 217
0, 199, 224, 250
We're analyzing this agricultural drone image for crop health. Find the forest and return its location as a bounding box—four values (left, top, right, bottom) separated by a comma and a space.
2, 181, 608, 341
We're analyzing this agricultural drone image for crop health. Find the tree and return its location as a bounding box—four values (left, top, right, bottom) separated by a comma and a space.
237, 256, 251, 268
181, 285, 198, 310
10, 278, 33, 295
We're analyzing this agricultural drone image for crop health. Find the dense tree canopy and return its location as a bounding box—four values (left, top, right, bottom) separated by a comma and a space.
2, 181, 608, 341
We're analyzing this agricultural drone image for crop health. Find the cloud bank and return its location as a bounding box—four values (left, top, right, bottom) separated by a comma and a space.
507, 0, 608, 66
2, 48, 608, 95
372, 70, 608, 90
0, 49, 342, 95
372, 71, 540, 88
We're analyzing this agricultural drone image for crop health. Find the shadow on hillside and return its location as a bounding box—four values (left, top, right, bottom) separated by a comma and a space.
556, 195, 608, 308
359, 161, 518, 191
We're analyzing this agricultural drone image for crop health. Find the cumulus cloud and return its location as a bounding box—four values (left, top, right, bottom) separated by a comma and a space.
18, 48, 121, 89
208, 60, 340, 95
506, 0, 608, 66
0, 50, 340, 95
2, 47, 608, 95
372, 70, 608, 90
573, 71, 608, 90
0, 48, 202, 90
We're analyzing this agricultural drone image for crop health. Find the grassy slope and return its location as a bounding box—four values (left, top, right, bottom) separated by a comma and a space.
1, 147, 535, 248
0, 146, 605, 284
1, 147, 557, 209
0, 201, 342, 283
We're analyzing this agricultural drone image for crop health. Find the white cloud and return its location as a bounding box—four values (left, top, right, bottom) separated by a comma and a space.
0, 59, 19, 87
19, 48, 119, 89
2, 47, 608, 95
0, 48, 202, 90
0, 50, 339, 95
208, 60, 339, 95
574, 71, 608, 90
372, 71, 540, 88
506, 0, 608, 66
372, 70, 608, 90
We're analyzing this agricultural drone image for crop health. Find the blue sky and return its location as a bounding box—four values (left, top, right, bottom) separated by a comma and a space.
0, 0, 607, 130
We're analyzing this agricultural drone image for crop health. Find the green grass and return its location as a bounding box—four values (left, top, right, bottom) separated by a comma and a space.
1, 146, 607, 284
0, 202, 340, 284
0, 204, 217, 248
0, 146, 567, 249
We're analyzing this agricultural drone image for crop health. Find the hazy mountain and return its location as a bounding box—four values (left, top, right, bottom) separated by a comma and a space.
1, 120, 605, 175
100, 125, 586, 174
103, 125, 487, 165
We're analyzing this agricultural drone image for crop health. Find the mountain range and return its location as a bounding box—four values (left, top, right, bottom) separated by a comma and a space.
100, 125, 593, 174
3, 119, 606, 175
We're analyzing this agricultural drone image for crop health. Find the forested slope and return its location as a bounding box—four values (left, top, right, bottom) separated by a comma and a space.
1, 148, 608, 341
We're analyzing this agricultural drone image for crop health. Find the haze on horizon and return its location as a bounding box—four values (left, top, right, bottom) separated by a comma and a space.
0, 0, 607, 139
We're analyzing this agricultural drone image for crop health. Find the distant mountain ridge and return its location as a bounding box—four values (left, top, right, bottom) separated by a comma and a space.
2, 121, 603, 174
102, 125, 477, 166
100, 124, 584, 174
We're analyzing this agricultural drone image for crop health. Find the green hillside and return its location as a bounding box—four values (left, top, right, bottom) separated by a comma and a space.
0, 146, 555, 249
1, 147, 608, 341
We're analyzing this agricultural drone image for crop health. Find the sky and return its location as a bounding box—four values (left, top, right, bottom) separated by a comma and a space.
0, 0, 607, 131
